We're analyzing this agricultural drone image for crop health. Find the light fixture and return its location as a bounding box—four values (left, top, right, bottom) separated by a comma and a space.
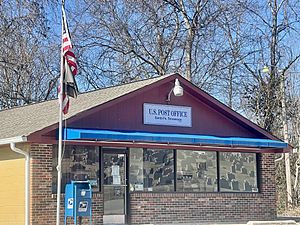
262, 65, 284, 75
262, 65, 269, 73
166, 78, 183, 102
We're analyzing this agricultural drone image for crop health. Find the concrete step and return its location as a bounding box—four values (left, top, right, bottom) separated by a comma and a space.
247, 221, 297, 225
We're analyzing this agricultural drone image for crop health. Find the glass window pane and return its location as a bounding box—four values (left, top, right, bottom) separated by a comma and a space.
129, 148, 143, 190
103, 153, 125, 185
176, 150, 217, 192
52, 145, 100, 193
104, 186, 125, 215
219, 152, 258, 192
129, 148, 174, 192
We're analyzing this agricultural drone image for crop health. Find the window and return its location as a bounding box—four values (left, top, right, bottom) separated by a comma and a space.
51, 145, 259, 193
177, 150, 217, 192
129, 148, 258, 193
219, 152, 258, 192
52, 145, 100, 193
129, 148, 174, 192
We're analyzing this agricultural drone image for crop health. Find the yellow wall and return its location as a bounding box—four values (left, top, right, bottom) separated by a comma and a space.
0, 145, 26, 225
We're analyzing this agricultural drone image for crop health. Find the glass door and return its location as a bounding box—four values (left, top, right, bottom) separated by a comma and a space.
103, 151, 127, 224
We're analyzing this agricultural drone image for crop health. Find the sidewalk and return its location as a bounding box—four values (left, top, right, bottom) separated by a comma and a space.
140, 220, 299, 225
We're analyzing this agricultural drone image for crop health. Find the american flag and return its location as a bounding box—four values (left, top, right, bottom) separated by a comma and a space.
60, 5, 78, 114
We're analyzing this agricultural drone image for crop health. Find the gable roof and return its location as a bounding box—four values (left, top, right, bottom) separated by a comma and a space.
0, 74, 169, 142
0, 73, 288, 151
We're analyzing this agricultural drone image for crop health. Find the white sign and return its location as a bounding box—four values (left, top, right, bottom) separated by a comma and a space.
67, 198, 73, 209
111, 165, 120, 176
143, 103, 192, 127
134, 184, 144, 191
113, 175, 121, 185
78, 201, 88, 212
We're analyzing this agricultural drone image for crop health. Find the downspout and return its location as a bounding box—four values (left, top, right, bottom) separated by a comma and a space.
275, 153, 284, 162
10, 143, 30, 225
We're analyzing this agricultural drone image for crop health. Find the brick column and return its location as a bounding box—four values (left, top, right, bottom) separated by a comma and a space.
30, 144, 56, 224
30, 144, 103, 225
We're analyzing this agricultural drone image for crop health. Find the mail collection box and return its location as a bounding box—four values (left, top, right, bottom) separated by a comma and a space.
65, 181, 92, 225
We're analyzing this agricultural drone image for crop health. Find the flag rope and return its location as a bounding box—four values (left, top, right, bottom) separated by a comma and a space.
57, 2, 78, 223
56, 1, 66, 224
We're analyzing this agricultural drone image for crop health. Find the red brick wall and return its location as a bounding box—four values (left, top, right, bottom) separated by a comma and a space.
129, 154, 276, 224
30, 144, 103, 225
30, 144, 276, 224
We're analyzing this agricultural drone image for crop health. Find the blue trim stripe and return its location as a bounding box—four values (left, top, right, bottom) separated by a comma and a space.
64, 128, 287, 149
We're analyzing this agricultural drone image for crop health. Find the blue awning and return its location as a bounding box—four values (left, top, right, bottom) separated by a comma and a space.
63, 128, 287, 149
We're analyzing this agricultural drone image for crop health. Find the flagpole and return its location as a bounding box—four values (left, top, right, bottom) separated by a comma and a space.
56, 1, 65, 225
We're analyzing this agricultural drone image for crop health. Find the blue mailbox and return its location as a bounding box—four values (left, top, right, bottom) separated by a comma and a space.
65, 181, 92, 225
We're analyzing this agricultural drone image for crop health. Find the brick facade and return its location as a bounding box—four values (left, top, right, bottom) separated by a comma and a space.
30, 144, 103, 225
30, 144, 276, 224
130, 154, 276, 224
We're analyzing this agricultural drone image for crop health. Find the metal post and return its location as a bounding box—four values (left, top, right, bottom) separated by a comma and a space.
281, 70, 293, 207
56, 1, 65, 224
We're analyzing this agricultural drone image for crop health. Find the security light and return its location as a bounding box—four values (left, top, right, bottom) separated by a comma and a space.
166, 78, 183, 102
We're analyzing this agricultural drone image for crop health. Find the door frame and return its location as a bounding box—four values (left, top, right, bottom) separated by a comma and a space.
101, 147, 129, 224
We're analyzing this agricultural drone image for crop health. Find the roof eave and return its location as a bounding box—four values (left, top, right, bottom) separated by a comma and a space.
0, 136, 28, 145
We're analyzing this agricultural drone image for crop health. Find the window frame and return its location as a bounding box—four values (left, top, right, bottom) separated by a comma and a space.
128, 147, 176, 192
51, 145, 260, 194
52, 144, 101, 194
218, 151, 259, 193
175, 149, 218, 193
128, 148, 259, 194
100, 147, 129, 193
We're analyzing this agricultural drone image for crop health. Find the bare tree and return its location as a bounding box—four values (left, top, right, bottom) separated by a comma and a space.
241, 0, 300, 132
240, 0, 300, 209
0, 0, 57, 109
72, 0, 183, 88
